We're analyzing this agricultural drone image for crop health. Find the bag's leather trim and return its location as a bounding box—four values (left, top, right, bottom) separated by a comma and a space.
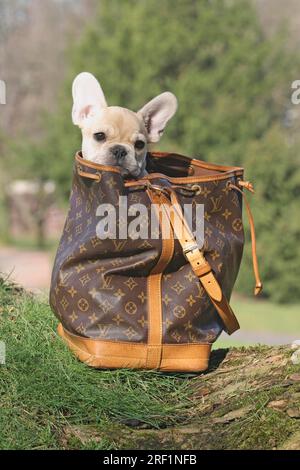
57, 323, 211, 372
75, 152, 121, 173
126, 171, 244, 184
75, 151, 244, 183
150, 151, 244, 172
145, 190, 175, 369
146, 274, 163, 368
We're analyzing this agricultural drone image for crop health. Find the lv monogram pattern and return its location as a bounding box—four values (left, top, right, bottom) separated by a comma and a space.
50, 154, 244, 345
162, 178, 244, 343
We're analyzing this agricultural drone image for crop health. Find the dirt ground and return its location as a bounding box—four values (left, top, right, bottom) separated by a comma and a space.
60, 346, 300, 450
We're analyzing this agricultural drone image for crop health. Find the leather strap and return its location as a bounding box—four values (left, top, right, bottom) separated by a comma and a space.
145, 190, 174, 368
230, 182, 263, 296
155, 188, 240, 335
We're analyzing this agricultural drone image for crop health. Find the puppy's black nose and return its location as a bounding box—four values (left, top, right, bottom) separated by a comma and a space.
111, 145, 127, 161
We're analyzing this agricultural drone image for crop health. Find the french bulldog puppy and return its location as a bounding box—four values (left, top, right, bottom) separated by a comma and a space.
72, 72, 177, 178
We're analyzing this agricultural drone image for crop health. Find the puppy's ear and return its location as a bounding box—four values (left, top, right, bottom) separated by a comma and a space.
72, 72, 107, 127
137, 92, 177, 142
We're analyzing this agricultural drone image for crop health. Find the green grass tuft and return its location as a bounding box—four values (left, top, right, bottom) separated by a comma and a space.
0, 280, 193, 449
1, 280, 299, 450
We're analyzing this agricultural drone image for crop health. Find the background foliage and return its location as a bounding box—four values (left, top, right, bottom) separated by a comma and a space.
2, 0, 300, 302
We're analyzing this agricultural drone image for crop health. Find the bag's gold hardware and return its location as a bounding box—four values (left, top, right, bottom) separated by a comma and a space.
168, 184, 201, 196
95, 171, 102, 182
146, 183, 170, 197
127, 181, 169, 196
77, 164, 101, 182
182, 243, 200, 259
190, 184, 201, 195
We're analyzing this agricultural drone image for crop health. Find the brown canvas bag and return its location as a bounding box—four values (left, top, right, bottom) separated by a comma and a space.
50, 151, 262, 372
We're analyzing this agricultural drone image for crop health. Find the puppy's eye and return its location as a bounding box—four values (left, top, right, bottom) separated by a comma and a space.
135, 140, 145, 150
94, 132, 106, 142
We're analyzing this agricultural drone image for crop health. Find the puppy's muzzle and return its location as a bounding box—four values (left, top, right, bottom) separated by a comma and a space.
111, 145, 128, 163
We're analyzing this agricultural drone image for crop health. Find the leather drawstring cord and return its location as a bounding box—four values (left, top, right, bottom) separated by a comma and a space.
230, 181, 263, 296
126, 178, 262, 296
237, 180, 254, 193
142, 179, 263, 298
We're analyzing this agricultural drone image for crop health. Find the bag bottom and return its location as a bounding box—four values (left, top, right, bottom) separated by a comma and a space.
57, 323, 211, 372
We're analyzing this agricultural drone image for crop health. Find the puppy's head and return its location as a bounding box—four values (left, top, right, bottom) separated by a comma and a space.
72, 72, 177, 178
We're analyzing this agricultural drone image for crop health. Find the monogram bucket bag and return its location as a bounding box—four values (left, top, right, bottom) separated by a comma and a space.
50, 151, 262, 372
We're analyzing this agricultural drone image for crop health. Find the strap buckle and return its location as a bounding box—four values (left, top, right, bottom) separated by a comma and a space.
182, 242, 199, 259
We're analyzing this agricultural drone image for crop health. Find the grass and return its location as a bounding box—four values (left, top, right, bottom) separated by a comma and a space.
0, 280, 194, 449
215, 294, 300, 348
0, 279, 299, 450
231, 295, 300, 334
0, 237, 58, 252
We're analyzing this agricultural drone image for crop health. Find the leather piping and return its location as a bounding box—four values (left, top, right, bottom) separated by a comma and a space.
125, 171, 244, 184
77, 169, 101, 181
149, 151, 244, 172
144, 190, 174, 369
75, 152, 121, 173
75, 151, 244, 183
57, 323, 211, 372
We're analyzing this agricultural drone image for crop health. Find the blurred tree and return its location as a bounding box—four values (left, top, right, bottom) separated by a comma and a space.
60, 0, 295, 163
237, 125, 300, 302
254, 0, 300, 47
0, 0, 96, 140
0, 0, 96, 245
7, 0, 300, 301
